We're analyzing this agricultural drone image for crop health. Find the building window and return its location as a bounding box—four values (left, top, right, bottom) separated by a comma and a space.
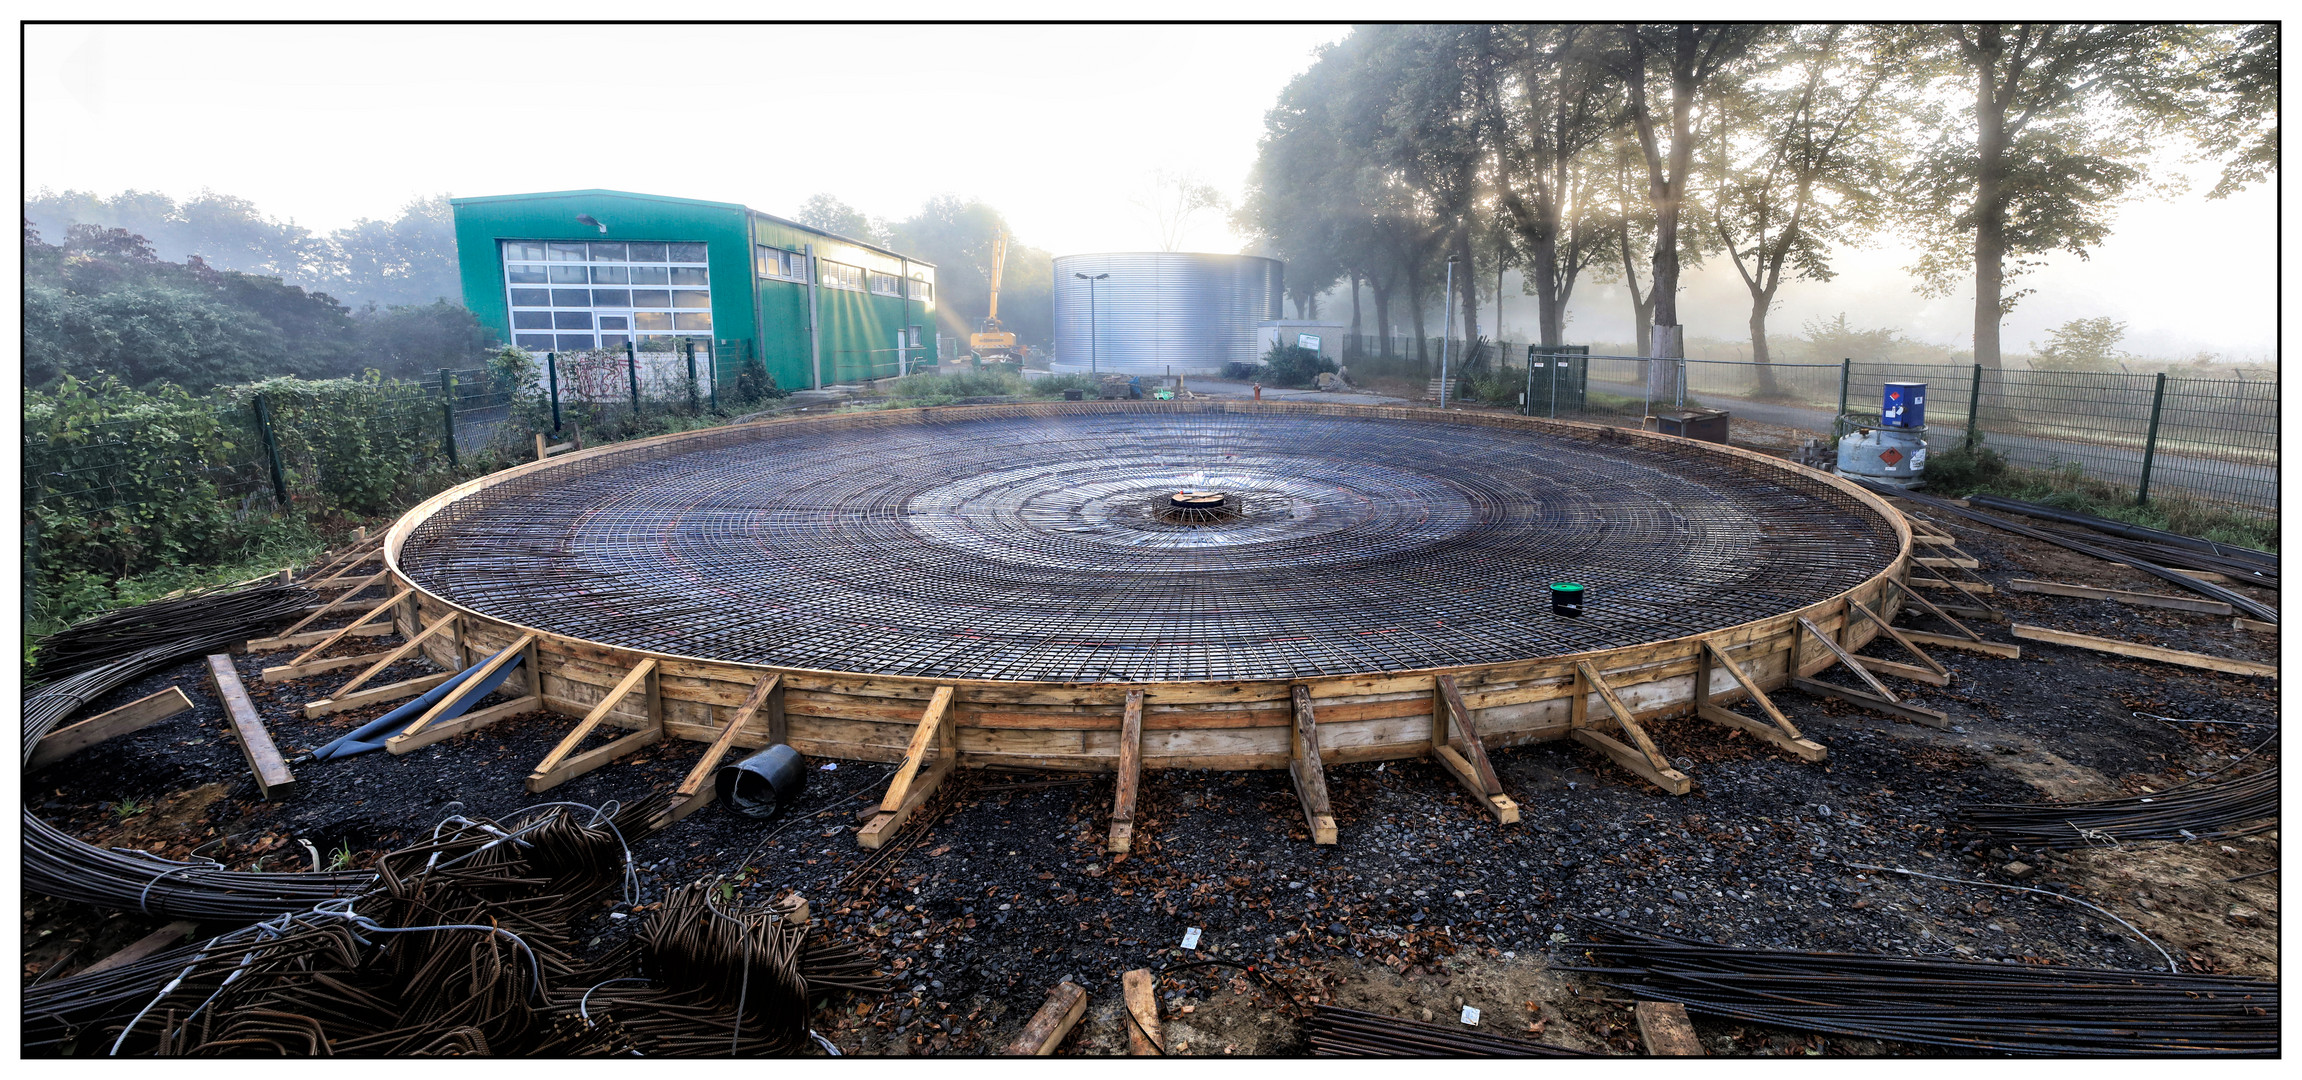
908, 276, 932, 303
757, 245, 805, 280
818, 260, 864, 292
503, 239, 711, 352
868, 272, 901, 296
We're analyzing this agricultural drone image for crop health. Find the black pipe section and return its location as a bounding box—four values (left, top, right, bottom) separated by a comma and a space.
1963, 494, 2274, 569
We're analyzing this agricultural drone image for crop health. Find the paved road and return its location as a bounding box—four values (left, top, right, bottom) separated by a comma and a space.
1180, 378, 1412, 406
1590, 379, 2276, 512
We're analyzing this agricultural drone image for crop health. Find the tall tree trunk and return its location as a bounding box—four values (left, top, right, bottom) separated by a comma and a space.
1618, 232, 1653, 357
1748, 292, 1778, 395
1455, 233, 1479, 359
1349, 270, 1363, 349
1972, 54, 2007, 370
1494, 245, 1505, 346
1534, 236, 1564, 349
1407, 261, 1430, 367
1370, 276, 1394, 357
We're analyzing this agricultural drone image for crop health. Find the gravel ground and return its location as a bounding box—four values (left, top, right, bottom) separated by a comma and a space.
23, 482, 2279, 1056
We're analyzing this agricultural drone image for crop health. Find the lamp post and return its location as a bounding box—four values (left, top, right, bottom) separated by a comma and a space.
1437, 255, 1460, 408
1075, 271, 1109, 375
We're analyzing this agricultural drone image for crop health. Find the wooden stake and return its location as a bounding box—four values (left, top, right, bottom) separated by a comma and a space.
659, 671, 781, 825
1570, 661, 1690, 794
1635, 1001, 1704, 1056
1000, 981, 1088, 1055
1693, 640, 1825, 763
284, 587, 413, 667
205, 655, 294, 798
2010, 624, 2276, 678
527, 658, 657, 791
1289, 685, 1336, 844
859, 686, 957, 849
1432, 674, 1519, 821
1108, 689, 1146, 853
331, 612, 459, 699
1121, 968, 1163, 1055
30, 687, 194, 770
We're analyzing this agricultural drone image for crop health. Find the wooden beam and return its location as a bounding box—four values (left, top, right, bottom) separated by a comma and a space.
205, 655, 294, 798
1694, 640, 1824, 763
30, 687, 194, 770
2006, 578, 2236, 615
661, 672, 781, 823
1574, 661, 1690, 795
284, 587, 412, 667
1288, 686, 1337, 844
1121, 969, 1163, 1056
1897, 629, 2021, 659
521, 727, 661, 788
260, 648, 396, 684
76, 920, 200, 978
1888, 579, 1984, 641
2233, 617, 2277, 635
301, 549, 383, 590
1000, 981, 1088, 1056
1109, 689, 1146, 853
1847, 598, 1951, 681
1909, 577, 1994, 595
2009, 624, 2277, 678
241, 623, 393, 652
1854, 656, 1951, 687
1433, 675, 1519, 822
1796, 617, 1904, 704
1916, 555, 1980, 569
526, 658, 657, 790
1789, 677, 1949, 728
269, 567, 391, 639
387, 695, 544, 756
331, 612, 459, 699
392, 632, 536, 747
302, 671, 456, 719
859, 685, 958, 850
1635, 1001, 1705, 1056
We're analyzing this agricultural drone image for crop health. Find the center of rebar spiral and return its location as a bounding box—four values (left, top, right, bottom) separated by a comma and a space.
1158, 490, 1240, 524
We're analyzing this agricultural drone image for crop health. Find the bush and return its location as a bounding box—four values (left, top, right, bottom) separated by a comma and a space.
221, 372, 453, 516
1915, 442, 2008, 491
1224, 361, 1260, 380
734, 354, 785, 405
1027, 373, 1102, 398
1257, 343, 1336, 389
884, 369, 1027, 403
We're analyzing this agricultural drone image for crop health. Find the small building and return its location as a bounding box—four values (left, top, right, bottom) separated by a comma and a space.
450, 189, 937, 392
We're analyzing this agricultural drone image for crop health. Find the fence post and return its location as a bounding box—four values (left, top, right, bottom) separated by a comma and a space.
253, 393, 289, 506
2136, 371, 2168, 505
546, 352, 562, 433
626, 342, 642, 413
684, 340, 700, 411
1834, 358, 1851, 439
437, 368, 460, 468
1964, 363, 1983, 451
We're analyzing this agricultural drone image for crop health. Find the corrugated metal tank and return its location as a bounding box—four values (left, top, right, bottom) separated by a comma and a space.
1052, 253, 1283, 375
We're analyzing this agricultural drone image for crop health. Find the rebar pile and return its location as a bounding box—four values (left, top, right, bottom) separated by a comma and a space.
1964, 494, 2276, 584
30, 579, 315, 685
399, 404, 1900, 682
25, 798, 886, 1057
1958, 765, 2279, 849
1575, 921, 2277, 1056
1305, 1005, 1593, 1057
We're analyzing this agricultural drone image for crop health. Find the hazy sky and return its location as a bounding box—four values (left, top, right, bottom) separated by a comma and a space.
23, 22, 2277, 360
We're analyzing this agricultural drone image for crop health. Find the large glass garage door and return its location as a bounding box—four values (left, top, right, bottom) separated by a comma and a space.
503, 240, 713, 352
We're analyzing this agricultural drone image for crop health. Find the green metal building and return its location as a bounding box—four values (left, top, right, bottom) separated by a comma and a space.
451, 189, 938, 390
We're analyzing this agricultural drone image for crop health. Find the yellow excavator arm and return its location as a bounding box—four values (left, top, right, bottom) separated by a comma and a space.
969, 229, 1017, 358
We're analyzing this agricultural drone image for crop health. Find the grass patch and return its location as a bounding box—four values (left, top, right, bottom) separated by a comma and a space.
1921, 444, 2276, 551
26, 522, 334, 663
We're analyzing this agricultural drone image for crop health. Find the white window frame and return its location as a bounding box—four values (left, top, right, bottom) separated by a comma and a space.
868, 271, 901, 297
818, 260, 865, 292
503, 239, 710, 353
908, 276, 932, 303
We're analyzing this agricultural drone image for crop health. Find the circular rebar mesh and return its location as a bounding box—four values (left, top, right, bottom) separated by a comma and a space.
399, 405, 1899, 682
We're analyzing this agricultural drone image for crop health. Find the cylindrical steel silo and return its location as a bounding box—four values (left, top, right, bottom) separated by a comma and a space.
1052, 253, 1283, 375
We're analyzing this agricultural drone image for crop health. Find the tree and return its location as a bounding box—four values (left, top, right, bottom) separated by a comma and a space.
1704, 25, 1903, 393
1130, 169, 1229, 252
1489, 24, 1622, 349
2030, 315, 2128, 371
1376, 25, 1495, 352
2200, 23, 2277, 199
885, 196, 1053, 349
1612, 23, 1766, 398
351, 300, 490, 377
1904, 24, 2211, 370
795, 193, 891, 247
325, 195, 461, 308
1583, 132, 1661, 356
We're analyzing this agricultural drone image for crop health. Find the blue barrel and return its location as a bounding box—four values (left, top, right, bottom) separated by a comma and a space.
1881, 381, 1926, 428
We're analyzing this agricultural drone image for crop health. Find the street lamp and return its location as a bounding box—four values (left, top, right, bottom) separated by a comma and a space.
1075, 271, 1110, 375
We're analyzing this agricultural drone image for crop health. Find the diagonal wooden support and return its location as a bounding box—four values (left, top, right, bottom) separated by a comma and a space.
526, 657, 657, 792
860, 686, 958, 850
30, 687, 194, 770
271, 567, 392, 640
1288, 686, 1337, 844
260, 648, 397, 683
330, 612, 459, 700
301, 548, 383, 590
1693, 639, 1825, 762
1790, 616, 1949, 729
1909, 557, 2006, 619
1571, 661, 1692, 795
1107, 689, 1146, 853
1888, 577, 1985, 642
387, 632, 540, 753
1432, 675, 1519, 822
1846, 598, 1952, 686
285, 587, 412, 667
657, 671, 782, 826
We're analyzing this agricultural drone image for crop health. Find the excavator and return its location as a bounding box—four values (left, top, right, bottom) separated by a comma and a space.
967, 230, 1020, 363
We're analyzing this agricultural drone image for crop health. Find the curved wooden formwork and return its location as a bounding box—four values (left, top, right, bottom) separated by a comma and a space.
366, 402, 1919, 844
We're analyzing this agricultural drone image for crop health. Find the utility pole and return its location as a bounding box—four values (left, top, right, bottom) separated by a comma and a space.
1437, 256, 1460, 408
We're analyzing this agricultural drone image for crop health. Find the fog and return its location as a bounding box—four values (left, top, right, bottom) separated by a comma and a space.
24, 22, 2277, 364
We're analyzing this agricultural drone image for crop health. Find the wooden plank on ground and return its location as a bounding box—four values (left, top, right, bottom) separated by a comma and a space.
1433, 674, 1520, 821
1847, 598, 1951, 681
1917, 555, 1980, 569
1574, 661, 1688, 795
1109, 689, 1146, 853
1121, 968, 1163, 1056
1789, 677, 1949, 728
76, 920, 200, 978
1909, 578, 1994, 595
260, 648, 395, 684
1896, 629, 2021, 659
393, 632, 535, 745
205, 655, 294, 798
1000, 981, 1088, 1055
302, 671, 456, 719
30, 687, 194, 770
2233, 617, 2277, 635
1635, 1001, 1705, 1056
386, 696, 543, 756
1288, 685, 1337, 844
1797, 617, 1904, 704
242, 623, 393, 652
2006, 578, 2235, 615
270, 567, 391, 639
2009, 624, 2277, 678
1694, 640, 1824, 763
859, 685, 958, 850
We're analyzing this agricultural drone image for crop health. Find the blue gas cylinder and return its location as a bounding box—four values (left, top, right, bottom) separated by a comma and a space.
1881, 382, 1926, 428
